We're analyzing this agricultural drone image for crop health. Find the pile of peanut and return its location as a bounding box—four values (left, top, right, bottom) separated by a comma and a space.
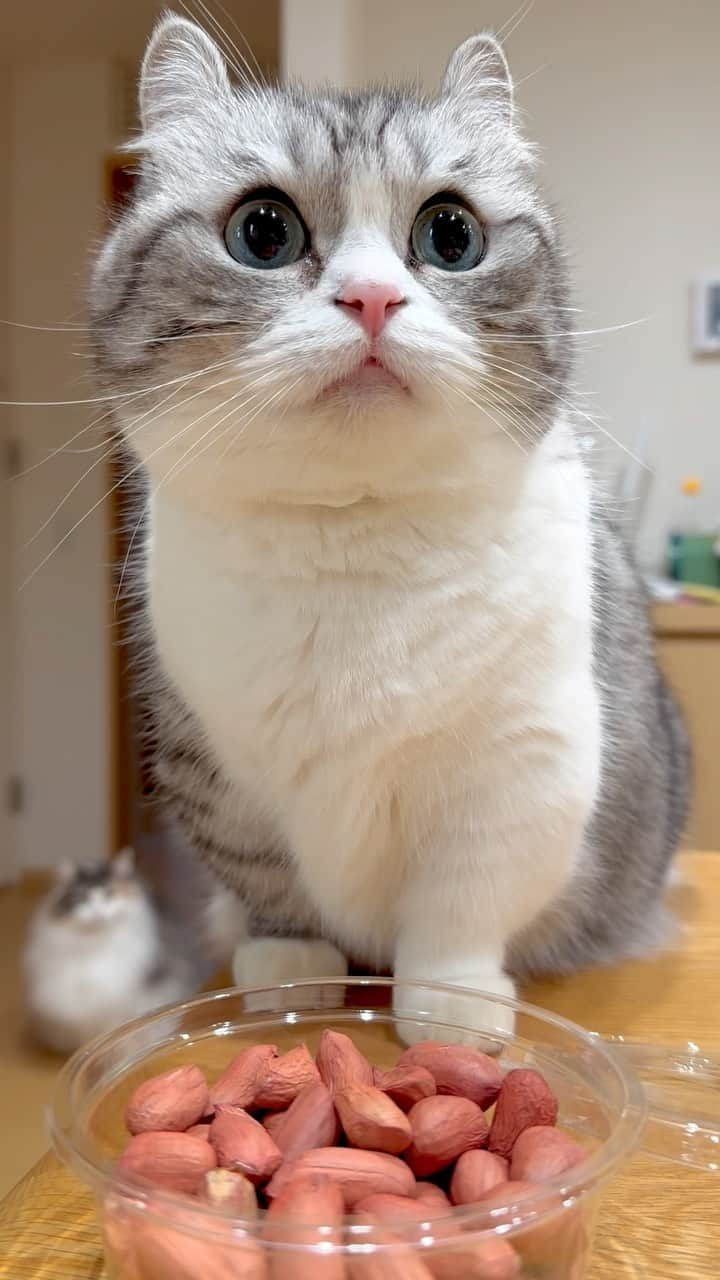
111, 1032, 588, 1279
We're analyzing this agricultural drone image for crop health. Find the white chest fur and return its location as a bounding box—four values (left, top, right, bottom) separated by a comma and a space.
149, 424, 599, 960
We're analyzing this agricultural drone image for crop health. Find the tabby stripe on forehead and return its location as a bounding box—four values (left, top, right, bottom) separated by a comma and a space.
375, 108, 396, 151
96, 210, 206, 328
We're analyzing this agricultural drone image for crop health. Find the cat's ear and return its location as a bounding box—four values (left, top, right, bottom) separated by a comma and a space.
441, 34, 513, 123
113, 848, 136, 879
54, 860, 75, 886
139, 14, 232, 132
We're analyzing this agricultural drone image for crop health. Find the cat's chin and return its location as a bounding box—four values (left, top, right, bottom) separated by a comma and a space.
318, 356, 409, 405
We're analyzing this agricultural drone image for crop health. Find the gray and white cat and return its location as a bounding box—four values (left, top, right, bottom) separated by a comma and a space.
23, 850, 195, 1052
89, 16, 689, 1035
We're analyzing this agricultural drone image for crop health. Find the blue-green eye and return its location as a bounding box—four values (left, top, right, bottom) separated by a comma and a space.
411, 201, 486, 272
224, 195, 307, 269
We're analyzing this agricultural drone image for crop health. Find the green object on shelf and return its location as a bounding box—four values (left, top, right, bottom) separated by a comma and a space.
668, 533, 720, 587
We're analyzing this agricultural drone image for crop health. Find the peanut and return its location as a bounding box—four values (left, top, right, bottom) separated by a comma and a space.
472, 1179, 581, 1271
487, 1070, 558, 1160
186, 1123, 212, 1141
372, 1066, 436, 1112
266, 1147, 417, 1209
117, 1131, 216, 1196
427, 1237, 520, 1280
265, 1174, 345, 1280
449, 1150, 508, 1205
210, 1044, 279, 1109
263, 1112, 287, 1140
348, 1217, 435, 1280
414, 1184, 452, 1212
269, 1082, 340, 1160
317, 1029, 374, 1094
133, 1209, 267, 1280
397, 1044, 501, 1110
205, 1168, 258, 1216
253, 1044, 321, 1110
125, 1065, 209, 1136
406, 1096, 489, 1176
509, 1126, 585, 1182
353, 1194, 435, 1222
336, 1084, 412, 1155
103, 1196, 142, 1280
352, 1194, 519, 1280
209, 1106, 282, 1183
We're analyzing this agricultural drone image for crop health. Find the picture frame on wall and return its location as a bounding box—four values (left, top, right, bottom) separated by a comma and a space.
691, 274, 720, 354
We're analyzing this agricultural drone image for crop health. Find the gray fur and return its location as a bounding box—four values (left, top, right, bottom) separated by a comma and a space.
93, 17, 689, 978
508, 515, 690, 977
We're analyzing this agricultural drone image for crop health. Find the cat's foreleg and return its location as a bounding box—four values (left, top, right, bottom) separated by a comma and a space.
393, 740, 598, 1043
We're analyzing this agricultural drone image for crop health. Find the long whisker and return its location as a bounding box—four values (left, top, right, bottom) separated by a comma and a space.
496, 0, 536, 45
23, 371, 244, 551
19, 374, 264, 589
436, 374, 529, 456
1, 355, 238, 410
13, 356, 240, 476
468, 354, 650, 468
181, 0, 263, 88
478, 314, 652, 344
0, 318, 88, 333
113, 368, 296, 607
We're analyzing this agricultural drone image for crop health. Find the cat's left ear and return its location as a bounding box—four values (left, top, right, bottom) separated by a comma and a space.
441, 34, 513, 123
139, 14, 232, 132
113, 848, 136, 879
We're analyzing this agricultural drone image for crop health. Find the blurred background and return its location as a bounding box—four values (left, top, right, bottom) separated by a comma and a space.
0, 0, 719, 1188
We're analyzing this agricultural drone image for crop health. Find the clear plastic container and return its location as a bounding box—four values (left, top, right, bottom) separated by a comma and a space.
48, 978, 720, 1279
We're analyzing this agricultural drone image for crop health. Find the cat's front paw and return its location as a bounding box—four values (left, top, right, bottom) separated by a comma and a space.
393, 969, 517, 1050
232, 937, 348, 1012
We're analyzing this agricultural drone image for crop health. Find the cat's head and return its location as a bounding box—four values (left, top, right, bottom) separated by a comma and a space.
50, 849, 146, 928
91, 15, 571, 508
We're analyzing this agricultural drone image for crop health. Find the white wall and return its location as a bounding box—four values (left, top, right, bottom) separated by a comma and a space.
283, 0, 720, 569
8, 61, 121, 869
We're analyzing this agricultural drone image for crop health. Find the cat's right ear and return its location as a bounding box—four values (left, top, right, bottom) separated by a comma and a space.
139, 14, 232, 132
441, 34, 513, 124
54, 860, 75, 886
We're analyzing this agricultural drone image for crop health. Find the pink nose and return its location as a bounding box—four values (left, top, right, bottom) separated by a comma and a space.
336, 282, 405, 339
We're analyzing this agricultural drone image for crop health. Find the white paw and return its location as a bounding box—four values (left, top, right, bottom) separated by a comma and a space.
393, 971, 517, 1050
232, 937, 348, 1012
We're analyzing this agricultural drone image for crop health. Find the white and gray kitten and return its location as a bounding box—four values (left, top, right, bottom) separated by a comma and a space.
23, 850, 195, 1053
89, 17, 688, 1035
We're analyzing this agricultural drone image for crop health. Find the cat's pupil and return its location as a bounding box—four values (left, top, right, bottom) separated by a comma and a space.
430, 209, 471, 264
244, 206, 289, 261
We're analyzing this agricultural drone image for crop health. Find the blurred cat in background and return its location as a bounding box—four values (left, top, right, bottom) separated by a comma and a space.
23, 850, 196, 1053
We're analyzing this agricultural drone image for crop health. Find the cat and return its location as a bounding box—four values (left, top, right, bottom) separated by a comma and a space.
88, 15, 689, 1036
23, 849, 196, 1053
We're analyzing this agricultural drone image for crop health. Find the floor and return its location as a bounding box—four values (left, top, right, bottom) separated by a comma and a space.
0, 878, 61, 1197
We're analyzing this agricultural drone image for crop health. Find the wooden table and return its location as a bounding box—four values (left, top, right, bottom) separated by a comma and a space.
653, 605, 720, 849
0, 852, 718, 1279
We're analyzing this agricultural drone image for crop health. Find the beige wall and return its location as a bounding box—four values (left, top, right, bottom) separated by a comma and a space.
281, 0, 354, 83
283, 0, 720, 570
0, 78, 16, 878
7, 61, 121, 869
1, 3, 280, 874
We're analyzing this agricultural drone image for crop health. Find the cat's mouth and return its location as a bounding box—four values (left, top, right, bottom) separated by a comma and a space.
318, 355, 408, 401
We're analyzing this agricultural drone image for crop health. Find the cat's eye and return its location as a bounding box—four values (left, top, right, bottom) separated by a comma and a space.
411, 199, 486, 272
224, 193, 307, 269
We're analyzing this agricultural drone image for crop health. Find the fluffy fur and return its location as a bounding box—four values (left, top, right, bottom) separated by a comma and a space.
23, 850, 194, 1052
89, 17, 689, 1033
